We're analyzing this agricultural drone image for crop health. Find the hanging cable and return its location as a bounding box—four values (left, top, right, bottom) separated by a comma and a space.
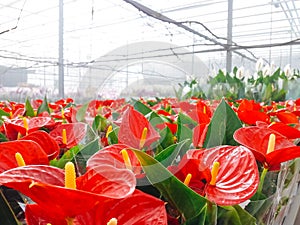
0, 0, 27, 35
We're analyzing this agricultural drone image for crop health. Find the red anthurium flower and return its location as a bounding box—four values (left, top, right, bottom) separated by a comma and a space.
276, 111, 299, 124
1, 101, 25, 118
156, 122, 178, 135
87, 144, 141, 175
118, 106, 160, 149
238, 99, 262, 111
0, 164, 136, 220
189, 100, 212, 123
233, 126, 300, 170
168, 155, 211, 197
237, 110, 270, 125
236, 99, 270, 125
49, 122, 87, 149
30, 99, 43, 110
25, 189, 167, 225
156, 109, 172, 117
4, 116, 54, 140
0, 140, 49, 173
268, 122, 300, 139
192, 123, 209, 148
21, 130, 60, 160
178, 100, 211, 124
54, 98, 74, 108
187, 146, 259, 205
154, 109, 177, 134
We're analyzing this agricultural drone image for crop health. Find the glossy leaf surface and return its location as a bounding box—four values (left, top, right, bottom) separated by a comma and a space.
131, 149, 208, 221
204, 99, 242, 148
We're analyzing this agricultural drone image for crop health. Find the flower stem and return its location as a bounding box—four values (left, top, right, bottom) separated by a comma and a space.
257, 167, 268, 194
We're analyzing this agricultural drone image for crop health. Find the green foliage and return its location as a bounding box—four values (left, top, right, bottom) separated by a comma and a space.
203, 99, 242, 148
131, 149, 208, 222
25, 98, 35, 117
50, 125, 99, 173
37, 96, 51, 115
154, 140, 189, 167
76, 101, 89, 122
176, 64, 300, 102
175, 78, 206, 100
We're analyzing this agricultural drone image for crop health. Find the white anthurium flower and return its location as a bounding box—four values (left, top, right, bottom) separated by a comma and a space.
262, 64, 271, 77
253, 72, 258, 80
182, 86, 190, 96
284, 64, 292, 78
270, 61, 277, 74
236, 66, 245, 79
255, 58, 264, 72
221, 68, 227, 75
186, 74, 196, 82
244, 69, 251, 80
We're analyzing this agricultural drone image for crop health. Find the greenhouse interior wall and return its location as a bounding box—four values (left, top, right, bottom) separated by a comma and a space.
0, 0, 299, 102
0, 0, 300, 224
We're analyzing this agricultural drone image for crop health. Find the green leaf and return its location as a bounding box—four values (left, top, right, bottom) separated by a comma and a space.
107, 126, 119, 145
131, 149, 208, 220
271, 67, 281, 79
25, 98, 35, 117
131, 99, 152, 115
203, 99, 242, 148
76, 102, 89, 122
157, 126, 174, 150
73, 137, 100, 174
272, 89, 286, 102
50, 145, 80, 168
184, 206, 207, 225
147, 111, 165, 128
205, 202, 218, 225
92, 115, 107, 133
245, 194, 275, 223
262, 84, 272, 103
0, 109, 10, 118
178, 112, 197, 127
155, 140, 189, 167
0, 189, 20, 225
217, 205, 256, 225
51, 125, 99, 170
37, 96, 51, 115
131, 98, 165, 128
226, 73, 235, 85
0, 132, 8, 142
92, 115, 101, 133
176, 115, 192, 155
184, 202, 217, 225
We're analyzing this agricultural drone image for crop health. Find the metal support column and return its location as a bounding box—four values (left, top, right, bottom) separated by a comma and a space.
226, 0, 233, 73
58, 0, 64, 98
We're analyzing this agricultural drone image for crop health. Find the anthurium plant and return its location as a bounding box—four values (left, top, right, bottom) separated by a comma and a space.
0, 95, 299, 225
179, 61, 300, 103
